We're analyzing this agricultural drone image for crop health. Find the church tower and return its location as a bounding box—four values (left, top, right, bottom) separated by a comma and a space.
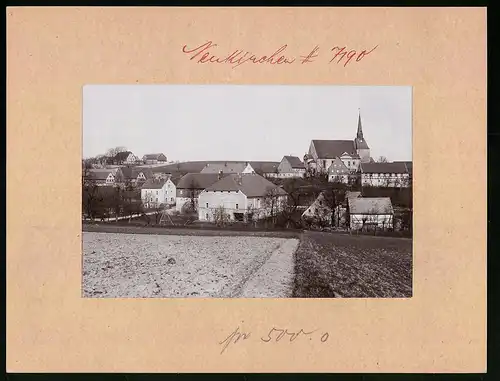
354, 110, 371, 163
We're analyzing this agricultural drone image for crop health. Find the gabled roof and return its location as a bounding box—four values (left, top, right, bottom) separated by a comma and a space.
348, 197, 393, 215
312, 140, 357, 159
251, 161, 280, 173
283, 156, 305, 169
204, 174, 288, 198
141, 178, 168, 190
328, 157, 350, 175
360, 162, 409, 174
114, 151, 133, 161
87, 168, 118, 180
120, 166, 153, 180
346, 191, 362, 199
176, 173, 223, 189
394, 161, 413, 175
200, 162, 253, 174
143, 153, 166, 160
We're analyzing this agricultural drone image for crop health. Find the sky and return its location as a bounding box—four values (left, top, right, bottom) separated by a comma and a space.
83, 85, 412, 162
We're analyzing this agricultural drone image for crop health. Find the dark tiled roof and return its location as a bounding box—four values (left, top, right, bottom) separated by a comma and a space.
143, 153, 166, 160
360, 162, 409, 174
141, 178, 168, 189
87, 168, 118, 180
204, 174, 288, 198
176, 173, 223, 190
348, 197, 393, 214
200, 162, 251, 174
312, 140, 357, 159
251, 161, 280, 173
284, 156, 305, 169
394, 161, 413, 175
114, 151, 133, 161
120, 166, 153, 180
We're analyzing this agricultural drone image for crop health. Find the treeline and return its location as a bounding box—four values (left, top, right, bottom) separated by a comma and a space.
82, 185, 143, 221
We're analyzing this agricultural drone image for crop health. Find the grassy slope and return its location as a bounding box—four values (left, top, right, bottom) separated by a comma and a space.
292, 231, 412, 298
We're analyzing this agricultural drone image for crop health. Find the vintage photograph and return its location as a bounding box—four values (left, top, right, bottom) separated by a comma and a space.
82, 85, 413, 298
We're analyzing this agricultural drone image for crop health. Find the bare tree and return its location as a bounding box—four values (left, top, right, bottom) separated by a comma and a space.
320, 179, 347, 228
263, 186, 284, 226
186, 178, 199, 213
82, 164, 100, 220
105, 146, 128, 158
213, 206, 231, 227
377, 156, 388, 163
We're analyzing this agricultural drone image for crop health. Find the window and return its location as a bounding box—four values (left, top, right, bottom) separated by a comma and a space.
236, 203, 239, 209
206, 213, 209, 219
323, 160, 326, 167
206, 203, 209, 208
156, 191, 158, 195
347, 161, 350, 166
319, 201, 323, 206
171, 198, 174, 202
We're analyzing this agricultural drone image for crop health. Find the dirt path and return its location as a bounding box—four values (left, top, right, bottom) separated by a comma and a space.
236, 239, 300, 298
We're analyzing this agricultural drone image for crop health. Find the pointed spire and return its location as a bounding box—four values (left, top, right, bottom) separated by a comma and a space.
356, 109, 364, 140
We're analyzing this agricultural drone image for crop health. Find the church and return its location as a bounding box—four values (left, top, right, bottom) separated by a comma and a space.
304, 112, 372, 176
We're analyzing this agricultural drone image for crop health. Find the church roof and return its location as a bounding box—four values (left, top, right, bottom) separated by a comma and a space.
312, 140, 357, 159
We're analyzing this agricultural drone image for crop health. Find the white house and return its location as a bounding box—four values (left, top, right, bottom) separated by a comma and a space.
198, 173, 288, 222
175, 173, 223, 213
266, 155, 306, 178
359, 162, 411, 187
200, 162, 256, 175
140, 177, 177, 208
348, 197, 394, 231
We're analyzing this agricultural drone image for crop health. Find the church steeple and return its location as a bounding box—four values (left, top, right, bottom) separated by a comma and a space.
356, 109, 364, 140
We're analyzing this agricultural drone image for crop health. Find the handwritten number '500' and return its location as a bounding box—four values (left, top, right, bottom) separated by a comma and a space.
260, 328, 329, 343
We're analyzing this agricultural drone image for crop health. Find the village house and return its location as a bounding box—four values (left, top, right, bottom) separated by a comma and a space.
86, 168, 121, 186
198, 173, 288, 223
113, 151, 140, 165
118, 166, 154, 188
175, 173, 223, 213
327, 157, 351, 183
142, 153, 167, 164
251, 161, 280, 177
301, 192, 333, 226
359, 162, 411, 187
140, 178, 175, 208
348, 197, 394, 231
305, 113, 371, 174
267, 156, 306, 179
200, 162, 256, 175
301, 190, 361, 227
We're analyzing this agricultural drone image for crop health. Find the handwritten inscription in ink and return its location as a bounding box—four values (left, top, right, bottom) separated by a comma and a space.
218, 325, 330, 354
182, 41, 378, 69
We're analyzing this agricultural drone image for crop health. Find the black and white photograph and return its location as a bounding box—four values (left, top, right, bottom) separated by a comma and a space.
82, 85, 413, 299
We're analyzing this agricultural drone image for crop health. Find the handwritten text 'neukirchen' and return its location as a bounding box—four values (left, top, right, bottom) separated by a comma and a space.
182, 41, 378, 69
218, 325, 330, 354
